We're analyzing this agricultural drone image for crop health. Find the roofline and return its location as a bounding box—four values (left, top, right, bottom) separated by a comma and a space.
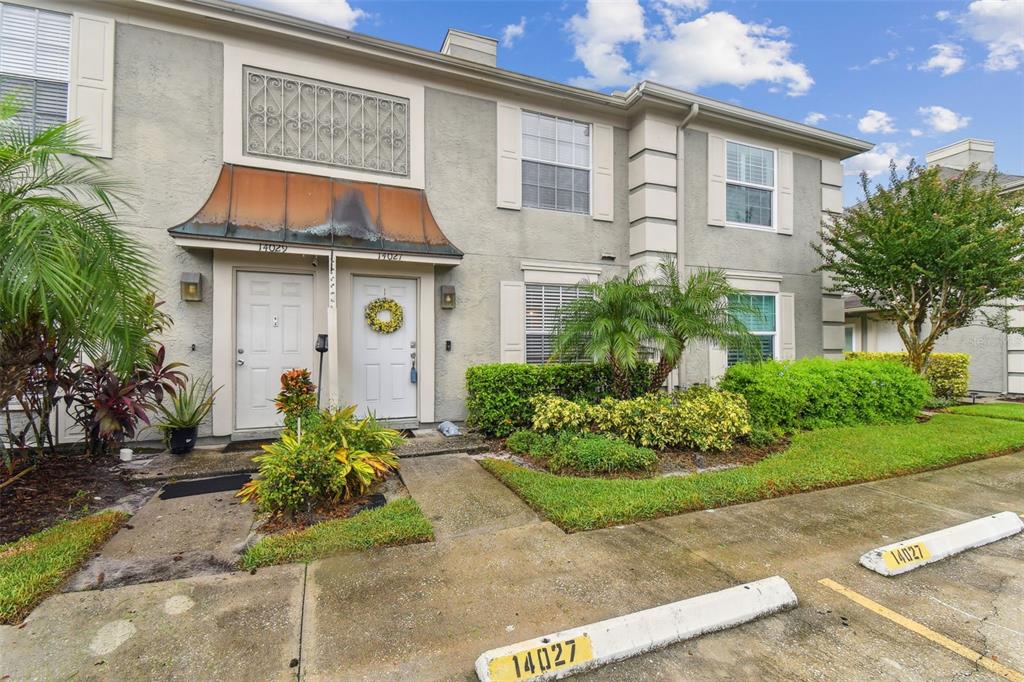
131, 0, 873, 158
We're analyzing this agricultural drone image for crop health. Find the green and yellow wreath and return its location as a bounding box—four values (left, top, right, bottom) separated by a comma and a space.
364, 297, 404, 334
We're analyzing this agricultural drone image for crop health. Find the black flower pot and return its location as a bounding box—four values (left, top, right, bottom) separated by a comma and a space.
168, 426, 198, 455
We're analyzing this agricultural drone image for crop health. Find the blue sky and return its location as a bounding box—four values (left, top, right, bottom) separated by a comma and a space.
239, 0, 1024, 205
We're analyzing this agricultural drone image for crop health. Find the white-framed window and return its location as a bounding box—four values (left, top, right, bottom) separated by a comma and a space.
726, 140, 775, 230
727, 293, 778, 365
844, 323, 857, 353
521, 110, 591, 215
525, 283, 589, 364
0, 3, 71, 135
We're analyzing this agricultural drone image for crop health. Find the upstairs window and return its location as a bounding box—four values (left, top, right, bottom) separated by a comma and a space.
525, 283, 589, 364
0, 3, 71, 135
726, 141, 775, 229
521, 111, 590, 214
244, 66, 410, 176
727, 293, 777, 365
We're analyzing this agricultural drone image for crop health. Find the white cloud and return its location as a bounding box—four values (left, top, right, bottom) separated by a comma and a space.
804, 112, 827, 125
236, 0, 364, 29
961, 0, 1024, 71
568, 1, 814, 95
921, 43, 965, 75
935, 9, 952, 20
851, 49, 899, 70
653, 0, 709, 23
918, 105, 970, 133
910, 128, 924, 137
501, 17, 527, 48
568, 0, 645, 88
844, 143, 911, 179
858, 109, 897, 134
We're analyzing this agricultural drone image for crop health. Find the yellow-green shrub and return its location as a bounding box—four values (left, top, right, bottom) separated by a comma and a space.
529, 395, 589, 433
845, 352, 969, 399
530, 386, 751, 452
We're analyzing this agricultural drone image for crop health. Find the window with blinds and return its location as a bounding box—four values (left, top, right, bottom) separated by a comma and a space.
726, 141, 775, 229
0, 3, 71, 135
727, 293, 777, 366
525, 283, 588, 364
521, 111, 591, 215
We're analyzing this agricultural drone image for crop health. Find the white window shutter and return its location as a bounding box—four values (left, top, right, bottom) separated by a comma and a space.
499, 281, 525, 363
777, 149, 794, 235
592, 123, 614, 221
708, 343, 728, 385
496, 103, 521, 210
707, 134, 726, 226
70, 13, 114, 158
779, 292, 796, 359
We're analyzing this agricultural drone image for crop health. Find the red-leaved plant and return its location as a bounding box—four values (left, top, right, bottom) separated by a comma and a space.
61, 345, 186, 455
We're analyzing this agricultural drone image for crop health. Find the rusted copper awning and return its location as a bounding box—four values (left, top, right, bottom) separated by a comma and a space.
168, 164, 462, 258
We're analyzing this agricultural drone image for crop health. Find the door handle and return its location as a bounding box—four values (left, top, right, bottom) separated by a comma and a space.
237, 359, 245, 366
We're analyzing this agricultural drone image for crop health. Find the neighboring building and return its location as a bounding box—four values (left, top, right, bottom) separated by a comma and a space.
844, 139, 1024, 395
1, 0, 870, 440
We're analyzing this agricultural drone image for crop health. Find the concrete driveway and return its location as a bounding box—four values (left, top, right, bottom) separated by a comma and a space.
2, 453, 1022, 681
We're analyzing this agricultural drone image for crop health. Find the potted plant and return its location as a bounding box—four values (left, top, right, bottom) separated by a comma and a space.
156, 374, 219, 455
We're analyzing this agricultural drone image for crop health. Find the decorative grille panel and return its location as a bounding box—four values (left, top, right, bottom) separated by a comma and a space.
244, 66, 410, 177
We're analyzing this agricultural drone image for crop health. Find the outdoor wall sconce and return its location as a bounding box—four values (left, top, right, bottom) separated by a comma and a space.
180, 272, 203, 302
440, 285, 456, 309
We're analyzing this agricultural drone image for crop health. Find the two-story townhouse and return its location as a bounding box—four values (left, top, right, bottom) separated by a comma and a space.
0, 0, 871, 442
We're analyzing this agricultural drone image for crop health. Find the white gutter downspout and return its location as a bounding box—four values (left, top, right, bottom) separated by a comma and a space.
671, 102, 698, 390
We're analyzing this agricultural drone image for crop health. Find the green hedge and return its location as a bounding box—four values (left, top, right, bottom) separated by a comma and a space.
719, 357, 929, 433
465, 363, 654, 437
845, 352, 970, 399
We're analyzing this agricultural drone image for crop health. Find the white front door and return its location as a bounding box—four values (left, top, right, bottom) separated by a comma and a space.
352, 276, 417, 420
235, 271, 314, 430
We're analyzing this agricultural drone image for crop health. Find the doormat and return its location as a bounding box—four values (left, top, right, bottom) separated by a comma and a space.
159, 474, 252, 500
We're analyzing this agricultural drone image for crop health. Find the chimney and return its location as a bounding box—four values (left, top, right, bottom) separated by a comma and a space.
440, 29, 497, 68
925, 138, 995, 172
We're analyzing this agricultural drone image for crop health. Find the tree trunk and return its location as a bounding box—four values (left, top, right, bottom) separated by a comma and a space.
610, 357, 630, 399
648, 356, 676, 393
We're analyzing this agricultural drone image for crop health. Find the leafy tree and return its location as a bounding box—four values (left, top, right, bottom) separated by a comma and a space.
815, 161, 1024, 374
550, 267, 665, 398
648, 259, 760, 392
0, 100, 159, 456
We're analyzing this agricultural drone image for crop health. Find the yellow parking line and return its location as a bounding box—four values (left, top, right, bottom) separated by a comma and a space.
819, 578, 1024, 682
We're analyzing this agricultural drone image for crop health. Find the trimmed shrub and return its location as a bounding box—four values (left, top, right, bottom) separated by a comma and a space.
845, 352, 969, 399
530, 385, 752, 452
720, 357, 930, 433
465, 363, 654, 437
549, 434, 657, 474
505, 430, 575, 460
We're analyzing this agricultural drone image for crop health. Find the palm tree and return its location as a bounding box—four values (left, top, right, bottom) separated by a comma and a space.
0, 97, 154, 373
550, 267, 665, 398
648, 258, 761, 391
0, 97, 157, 454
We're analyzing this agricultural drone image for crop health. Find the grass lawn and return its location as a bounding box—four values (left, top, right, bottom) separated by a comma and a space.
947, 401, 1024, 422
0, 510, 127, 624
240, 498, 434, 569
481, 413, 1024, 532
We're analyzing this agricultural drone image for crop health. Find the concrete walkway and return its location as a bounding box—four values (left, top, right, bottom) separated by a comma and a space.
398, 453, 545, 539
2, 454, 1022, 681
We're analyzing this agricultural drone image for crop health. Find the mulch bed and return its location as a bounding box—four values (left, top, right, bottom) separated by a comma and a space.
0, 451, 145, 545
485, 436, 789, 479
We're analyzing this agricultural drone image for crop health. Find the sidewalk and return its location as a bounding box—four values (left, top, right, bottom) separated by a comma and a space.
2, 453, 1022, 681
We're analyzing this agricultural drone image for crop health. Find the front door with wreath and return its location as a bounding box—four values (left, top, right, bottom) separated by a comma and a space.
351, 276, 417, 419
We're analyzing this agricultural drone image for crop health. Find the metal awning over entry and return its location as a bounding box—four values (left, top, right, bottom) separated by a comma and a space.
168, 164, 462, 260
